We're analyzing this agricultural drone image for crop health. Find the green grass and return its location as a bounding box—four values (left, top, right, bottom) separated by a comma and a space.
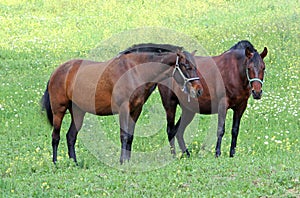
1, 0, 299, 197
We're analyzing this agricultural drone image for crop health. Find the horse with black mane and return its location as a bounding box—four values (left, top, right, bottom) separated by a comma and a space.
41, 43, 203, 164
158, 40, 268, 157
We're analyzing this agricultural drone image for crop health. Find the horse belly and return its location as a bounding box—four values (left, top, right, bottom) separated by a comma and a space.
70, 94, 112, 115
198, 102, 218, 114
94, 97, 116, 116
197, 99, 220, 115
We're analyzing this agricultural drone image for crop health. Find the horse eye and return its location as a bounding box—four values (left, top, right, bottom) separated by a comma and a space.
185, 64, 192, 70
180, 63, 187, 67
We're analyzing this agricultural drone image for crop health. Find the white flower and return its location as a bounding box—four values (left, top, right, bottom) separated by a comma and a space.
275, 140, 282, 144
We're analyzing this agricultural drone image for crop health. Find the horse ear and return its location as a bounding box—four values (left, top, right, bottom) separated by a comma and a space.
260, 47, 268, 59
245, 47, 253, 58
191, 50, 197, 56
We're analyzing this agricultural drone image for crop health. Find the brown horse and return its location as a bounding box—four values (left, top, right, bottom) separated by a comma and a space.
41, 43, 203, 164
158, 40, 268, 157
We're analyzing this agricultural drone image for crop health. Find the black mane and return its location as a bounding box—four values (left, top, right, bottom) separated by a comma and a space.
231, 40, 262, 67
119, 43, 183, 55
230, 40, 257, 52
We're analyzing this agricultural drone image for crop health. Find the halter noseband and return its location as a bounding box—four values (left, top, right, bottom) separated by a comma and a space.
246, 67, 264, 88
172, 56, 200, 92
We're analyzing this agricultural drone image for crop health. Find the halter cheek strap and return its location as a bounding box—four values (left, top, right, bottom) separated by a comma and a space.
172, 56, 200, 92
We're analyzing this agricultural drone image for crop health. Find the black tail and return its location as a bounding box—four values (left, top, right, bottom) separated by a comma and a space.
41, 81, 53, 126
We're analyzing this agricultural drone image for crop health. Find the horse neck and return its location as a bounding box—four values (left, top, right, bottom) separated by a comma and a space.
145, 52, 177, 78
222, 50, 249, 88
150, 52, 177, 66
129, 53, 176, 83
235, 52, 250, 88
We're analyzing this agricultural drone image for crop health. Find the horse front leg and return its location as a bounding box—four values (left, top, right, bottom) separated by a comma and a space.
215, 99, 228, 157
119, 102, 141, 165
120, 129, 134, 164
230, 104, 247, 157
175, 108, 195, 157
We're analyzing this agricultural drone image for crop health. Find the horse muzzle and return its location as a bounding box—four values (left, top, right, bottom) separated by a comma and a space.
189, 86, 203, 98
251, 89, 263, 100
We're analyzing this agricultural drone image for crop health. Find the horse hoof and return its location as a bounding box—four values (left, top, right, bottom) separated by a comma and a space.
185, 149, 191, 157
120, 158, 130, 165
170, 151, 176, 157
179, 150, 190, 159
230, 150, 235, 157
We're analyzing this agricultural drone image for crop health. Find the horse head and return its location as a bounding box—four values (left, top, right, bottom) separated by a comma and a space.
245, 47, 268, 99
172, 50, 203, 98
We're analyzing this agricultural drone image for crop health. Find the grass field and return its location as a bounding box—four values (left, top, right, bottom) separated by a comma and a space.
1, 0, 299, 197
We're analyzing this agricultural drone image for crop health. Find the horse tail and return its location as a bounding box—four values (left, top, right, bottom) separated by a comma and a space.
41, 81, 53, 126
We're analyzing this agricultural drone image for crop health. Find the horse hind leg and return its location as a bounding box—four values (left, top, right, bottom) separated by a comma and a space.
168, 118, 178, 156
66, 103, 85, 164
163, 101, 179, 156
157, 84, 179, 156
52, 106, 67, 164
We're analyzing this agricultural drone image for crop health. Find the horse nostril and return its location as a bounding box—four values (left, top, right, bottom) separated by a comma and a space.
252, 89, 262, 95
252, 89, 262, 99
